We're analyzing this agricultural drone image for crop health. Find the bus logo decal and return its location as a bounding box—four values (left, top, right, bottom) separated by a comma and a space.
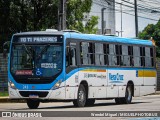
109, 73, 124, 83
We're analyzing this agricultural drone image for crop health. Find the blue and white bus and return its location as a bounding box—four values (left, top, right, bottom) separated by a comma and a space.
8, 30, 156, 109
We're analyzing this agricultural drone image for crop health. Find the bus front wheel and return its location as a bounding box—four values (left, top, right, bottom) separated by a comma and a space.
73, 84, 86, 107
27, 99, 40, 109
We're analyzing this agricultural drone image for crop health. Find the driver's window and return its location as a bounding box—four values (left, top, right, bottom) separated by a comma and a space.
66, 43, 77, 67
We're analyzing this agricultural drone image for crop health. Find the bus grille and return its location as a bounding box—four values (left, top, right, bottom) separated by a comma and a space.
19, 91, 49, 97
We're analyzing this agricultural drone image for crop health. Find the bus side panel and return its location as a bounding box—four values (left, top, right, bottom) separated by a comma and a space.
107, 69, 134, 98
78, 69, 107, 99
107, 86, 119, 98
134, 86, 140, 97
140, 86, 156, 96
88, 86, 107, 98
140, 69, 156, 96
88, 87, 98, 98
65, 72, 79, 99
9, 87, 22, 99
133, 70, 143, 86
49, 88, 66, 100
118, 86, 126, 97
143, 70, 156, 86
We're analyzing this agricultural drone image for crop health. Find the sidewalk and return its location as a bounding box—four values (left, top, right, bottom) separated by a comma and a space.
0, 91, 160, 103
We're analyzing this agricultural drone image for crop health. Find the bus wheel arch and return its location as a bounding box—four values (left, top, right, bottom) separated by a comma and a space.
115, 80, 134, 104
80, 80, 89, 98
127, 80, 134, 97
124, 80, 134, 104
73, 80, 88, 107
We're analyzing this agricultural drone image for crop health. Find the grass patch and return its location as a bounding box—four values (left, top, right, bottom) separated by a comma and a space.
0, 91, 8, 96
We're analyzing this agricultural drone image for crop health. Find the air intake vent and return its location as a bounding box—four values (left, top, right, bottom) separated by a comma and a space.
19, 91, 49, 97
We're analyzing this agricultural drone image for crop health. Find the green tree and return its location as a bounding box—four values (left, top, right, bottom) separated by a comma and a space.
67, 0, 98, 33
138, 20, 160, 57
0, 0, 11, 52
0, 0, 98, 52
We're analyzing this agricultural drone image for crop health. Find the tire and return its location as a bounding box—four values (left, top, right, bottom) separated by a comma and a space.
85, 99, 95, 106
115, 85, 133, 104
27, 99, 40, 109
115, 98, 123, 104
73, 84, 86, 107
123, 85, 132, 104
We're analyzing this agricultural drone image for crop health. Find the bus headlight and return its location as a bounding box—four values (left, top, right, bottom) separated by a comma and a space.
9, 81, 17, 90
52, 80, 62, 90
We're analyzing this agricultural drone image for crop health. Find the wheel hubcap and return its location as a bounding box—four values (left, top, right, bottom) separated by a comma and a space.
79, 90, 85, 102
127, 87, 132, 101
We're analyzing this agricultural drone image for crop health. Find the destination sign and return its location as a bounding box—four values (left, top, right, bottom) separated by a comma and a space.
13, 35, 63, 43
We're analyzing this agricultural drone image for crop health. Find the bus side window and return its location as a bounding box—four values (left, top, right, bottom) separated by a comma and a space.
128, 46, 133, 66
88, 43, 95, 65
103, 44, 109, 65
66, 46, 70, 67
140, 47, 145, 67
81, 42, 88, 65
70, 47, 76, 66
95, 43, 104, 65
115, 45, 122, 66
66, 46, 77, 66
145, 47, 151, 67
150, 47, 154, 67
122, 45, 130, 66
133, 46, 140, 67
109, 44, 116, 66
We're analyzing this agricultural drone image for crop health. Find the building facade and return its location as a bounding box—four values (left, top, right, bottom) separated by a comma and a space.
83, 0, 115, 35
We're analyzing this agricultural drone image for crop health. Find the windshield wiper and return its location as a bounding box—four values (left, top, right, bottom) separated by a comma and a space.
37, 44, 50, 60
22, 44, 33, 60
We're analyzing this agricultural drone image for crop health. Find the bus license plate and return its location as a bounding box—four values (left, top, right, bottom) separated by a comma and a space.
29, 95, 39, 98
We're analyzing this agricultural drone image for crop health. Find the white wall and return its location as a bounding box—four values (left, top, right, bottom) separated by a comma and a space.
86, 0, 115, 34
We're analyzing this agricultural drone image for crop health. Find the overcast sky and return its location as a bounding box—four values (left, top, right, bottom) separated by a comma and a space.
115, 0, 159, 38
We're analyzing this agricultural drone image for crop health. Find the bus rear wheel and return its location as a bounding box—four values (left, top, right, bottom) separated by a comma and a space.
73, 84, 86, 107
124, 85, 132, 104
27, 99, 40, 109
115, 85, 132, 104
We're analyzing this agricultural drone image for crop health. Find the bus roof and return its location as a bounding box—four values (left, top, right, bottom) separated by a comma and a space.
68, 32, 153, 46
14, 31, 153, 46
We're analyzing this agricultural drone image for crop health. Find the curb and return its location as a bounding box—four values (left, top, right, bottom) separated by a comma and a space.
0, 98, 26, 103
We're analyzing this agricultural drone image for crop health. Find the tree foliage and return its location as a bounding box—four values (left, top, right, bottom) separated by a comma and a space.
138, 20, 160, 57
0, 0, 98, 52
66, 0, 98, 34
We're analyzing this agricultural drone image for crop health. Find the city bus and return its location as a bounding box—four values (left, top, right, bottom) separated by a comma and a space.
7, 30, 156, 109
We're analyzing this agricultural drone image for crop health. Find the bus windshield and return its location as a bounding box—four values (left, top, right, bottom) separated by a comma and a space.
11, 44, 62, 77
11, 43, 63, 78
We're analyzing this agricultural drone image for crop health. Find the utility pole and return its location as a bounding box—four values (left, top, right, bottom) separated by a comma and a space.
120, 2, 123, 37
58, 0, 67, 30
134, 0, 138, 37
101, 8, 106, 35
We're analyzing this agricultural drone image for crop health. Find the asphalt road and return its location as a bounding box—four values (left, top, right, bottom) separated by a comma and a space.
0, 95, 160, 120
